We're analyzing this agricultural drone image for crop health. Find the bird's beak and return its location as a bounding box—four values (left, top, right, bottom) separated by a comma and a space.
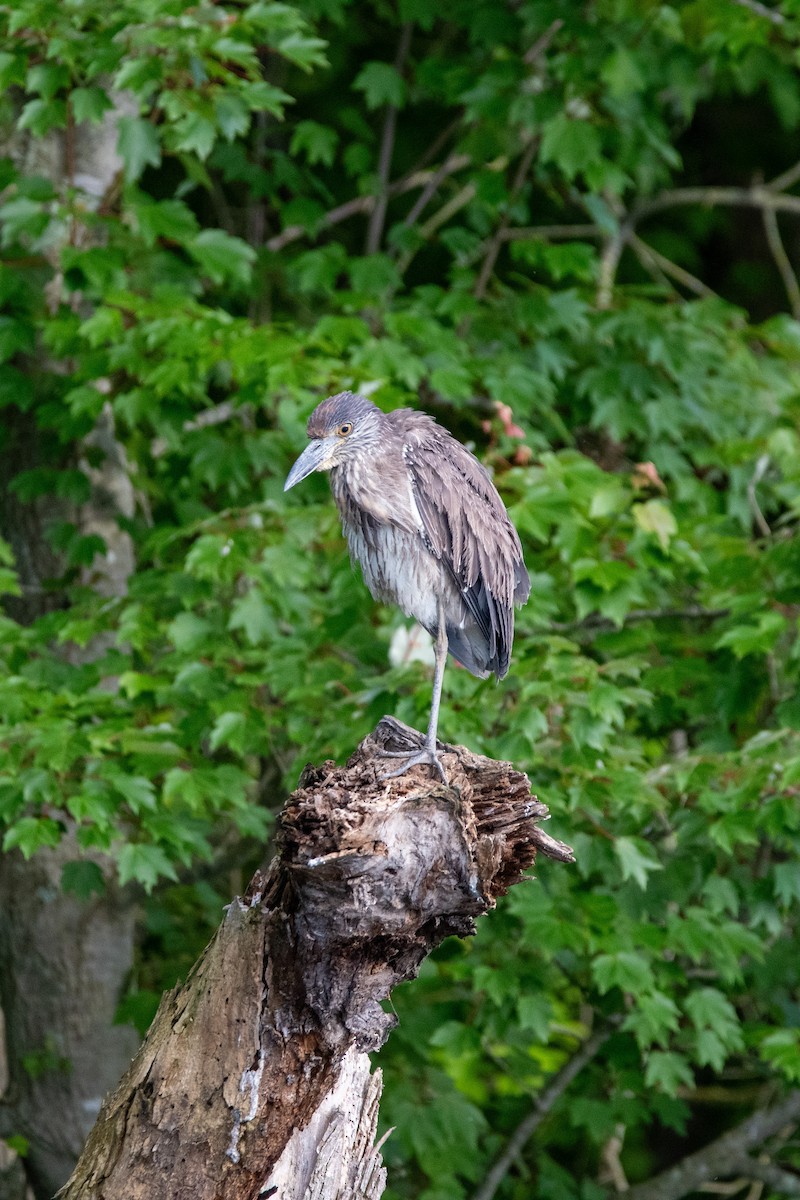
284, 437, 334, 491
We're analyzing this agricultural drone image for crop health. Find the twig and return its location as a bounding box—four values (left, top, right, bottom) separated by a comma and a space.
474, 137, 539, 299
418, 181, 479, 237
471, 1025, 613, 1200
732, 1154, 800, 1196
365, 22, 413, 254
547, 606, 731, 635
729, 0, 785, 23
633, 185, 800, 223
596, 220, 632, 310
403, 155, 465, 229
747, 454, 772, 539
395, 156, 508, 274
630, 234, 715, 298
395, 178, 481, 275
623, 1091, 800, 1200
400, 116, 462, 179
501, 223, 601, 242
206, 172, 237, 236
762, 205, 800, 318
524, 19, 565, 65
767, 158, 800, 192
599, 1124, 629, 1193
265, 156, 471, 253
472, 21, 566, 299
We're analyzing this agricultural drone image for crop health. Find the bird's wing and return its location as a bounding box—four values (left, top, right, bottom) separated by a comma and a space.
402, 424, 529, 676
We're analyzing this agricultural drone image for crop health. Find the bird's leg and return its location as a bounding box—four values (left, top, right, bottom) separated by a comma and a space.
380, 597, 450, 785
425, 599, 448, 751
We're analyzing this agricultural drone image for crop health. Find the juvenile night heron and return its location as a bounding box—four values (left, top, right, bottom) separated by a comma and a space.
285, 392, 530, 782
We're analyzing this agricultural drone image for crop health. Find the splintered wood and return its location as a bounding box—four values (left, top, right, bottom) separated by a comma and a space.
60, 717, 573, 1200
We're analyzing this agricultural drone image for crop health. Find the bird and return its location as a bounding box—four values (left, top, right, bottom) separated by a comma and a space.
284, 392, 530, 783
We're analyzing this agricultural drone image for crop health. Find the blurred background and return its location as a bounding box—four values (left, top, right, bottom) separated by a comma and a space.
1, 0, 800, 1197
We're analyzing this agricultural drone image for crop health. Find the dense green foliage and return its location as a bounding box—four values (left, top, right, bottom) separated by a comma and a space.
2, 0, 800, 1194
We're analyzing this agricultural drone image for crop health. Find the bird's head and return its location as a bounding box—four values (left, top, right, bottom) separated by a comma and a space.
284, 392, 383, 490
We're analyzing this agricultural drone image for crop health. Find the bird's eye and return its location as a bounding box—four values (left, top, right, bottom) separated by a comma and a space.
337, 422, 353, 437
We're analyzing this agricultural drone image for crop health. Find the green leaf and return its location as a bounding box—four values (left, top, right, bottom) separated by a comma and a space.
632, 500, 677, 550
61, 860, 106, 899
5, 1134, 29, 1157
117, 116, 161, 182
26, 63, 70, 99
116, 843, 178, 892
215, 93, 250, 141
290, 120, 339, 166
540, 114, 603, 180
684, 989, 742, 1069
353, 62, 406, 110
108, 773, 158, 814
0, 317, 35, 362
70, 87, 113, 124
209, 711, 247, 754
614, 836, 663, 889
228, 588, 271, 645
516, 994, 552, 1040
773, 861, 800, 907
168, 612, 213, 652
0, 52, 25, 89
188, 229, 256, 286
17, 99, 67, 137
645, 1051, 694, 1096
715, 611, 788, 658
592, 951, 654, 994
623, 990, 680, 1049
760, 1030, 800, 1082
601, 47, 645, 98
173, 112, 217, 159
3, 817, 63, 857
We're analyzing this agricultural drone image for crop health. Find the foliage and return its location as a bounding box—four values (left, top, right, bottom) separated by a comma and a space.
2, 0, 800, 1195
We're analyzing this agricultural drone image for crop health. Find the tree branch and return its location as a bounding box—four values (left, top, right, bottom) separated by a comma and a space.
496, 169, 800, 309
733, 1154, 800, 1196
747, 454, 772, 539
396, 156, 509, 275
630, 233, 716, 298
265, 156, 471, 253
365, 22, 413, 254
402, 154, 466, 229
523, 19, 565, 65
474, 137, 538, 299
633, 184, 800, 223
762, 204, 800, 318
501, 223, 601, 243
623, 1091, 800, 1200
472, 1025, 614, 1200
768, 158, 800, 192
547, 606, 731, 636
596, 219, 633, 310
730, 0, 786, 23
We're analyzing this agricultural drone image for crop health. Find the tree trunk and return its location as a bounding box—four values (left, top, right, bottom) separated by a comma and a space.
0, 842, 139, 1199
0, 95, 138, 1199
59, 718, 573, 1200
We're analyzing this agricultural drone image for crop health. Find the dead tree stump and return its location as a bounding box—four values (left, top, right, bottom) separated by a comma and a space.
59, 718, 573, 1200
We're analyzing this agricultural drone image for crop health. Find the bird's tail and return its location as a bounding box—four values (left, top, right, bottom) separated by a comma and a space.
446, 624, 498, 681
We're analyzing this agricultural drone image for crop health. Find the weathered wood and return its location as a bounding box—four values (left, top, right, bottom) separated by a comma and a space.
60, 718, 573, 1200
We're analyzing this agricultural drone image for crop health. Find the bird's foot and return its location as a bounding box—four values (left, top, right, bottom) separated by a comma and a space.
378, 742, 449, 786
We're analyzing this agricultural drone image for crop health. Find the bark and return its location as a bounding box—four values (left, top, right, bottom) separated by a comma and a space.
59, 717, 573, 1200
0, 94, 138, 1198
0, 840, 139, 1198
623, 1089, 800, 1200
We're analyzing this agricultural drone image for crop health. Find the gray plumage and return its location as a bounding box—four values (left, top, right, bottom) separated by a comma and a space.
285, 391, 530, 781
